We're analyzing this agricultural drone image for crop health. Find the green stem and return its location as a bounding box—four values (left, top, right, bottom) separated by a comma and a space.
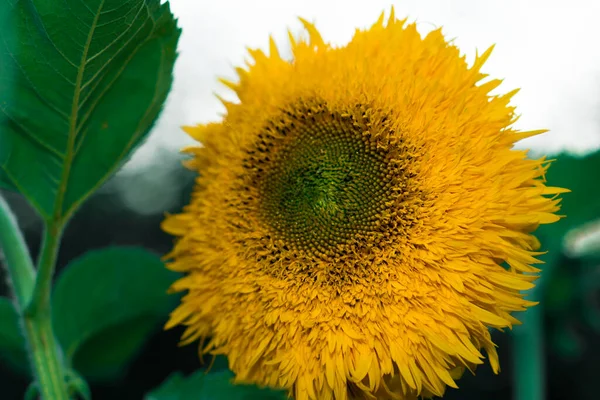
513, 303, 545, 400
25, 223, 63, 317
25, 223, 69, 399
0, 197, 69, 399
23, 311, 70, 400
0, 195, 35, 307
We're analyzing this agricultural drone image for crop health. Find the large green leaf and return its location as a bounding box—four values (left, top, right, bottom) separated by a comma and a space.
145, 370, 287, 400
70, 315, 159, 382
0, 297, 28, 375
0, 0, 180, 220
51, 246, 180, 381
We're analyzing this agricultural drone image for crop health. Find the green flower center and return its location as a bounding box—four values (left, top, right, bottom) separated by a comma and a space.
245, 105, 400, 257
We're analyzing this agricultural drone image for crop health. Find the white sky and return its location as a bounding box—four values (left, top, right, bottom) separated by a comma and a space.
126, 0, 600, 171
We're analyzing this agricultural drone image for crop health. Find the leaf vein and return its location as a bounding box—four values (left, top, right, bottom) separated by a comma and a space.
65, 16, 166, 220
73, 39, 146, 157
69, 0, 95, 17
29, 0, 79, 69
0, 104, 65, 159
0, 33, 71, 122
81, 3, 149, 85
0, 164, 50, 219
53, 0, 106, 220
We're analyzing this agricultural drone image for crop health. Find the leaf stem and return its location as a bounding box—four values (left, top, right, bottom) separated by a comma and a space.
22, 311, 70, 400
26, 222, 63, 316
0, 196, 69, 399
0, 195, 35, 307
24, 222, 70, 399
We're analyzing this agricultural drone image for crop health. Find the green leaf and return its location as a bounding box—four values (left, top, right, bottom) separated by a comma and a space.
145, 370, 288, 400
65, 368, 92, 400
0, 296, 29, 375
0, 0, 180, 220
70, 316, 158, 381
24, 382, 40, 400
51, 246, 180, 382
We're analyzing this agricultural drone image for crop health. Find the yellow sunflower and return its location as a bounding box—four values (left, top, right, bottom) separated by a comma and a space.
162, 9, 566, 400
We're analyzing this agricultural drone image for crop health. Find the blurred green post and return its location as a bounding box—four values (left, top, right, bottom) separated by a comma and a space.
513, 304, 545, 400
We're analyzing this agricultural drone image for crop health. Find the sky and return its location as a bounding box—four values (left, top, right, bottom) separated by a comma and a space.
124, 0, 600, 171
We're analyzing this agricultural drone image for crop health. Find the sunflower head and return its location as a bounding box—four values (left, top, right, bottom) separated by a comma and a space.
163, 9, 566, 400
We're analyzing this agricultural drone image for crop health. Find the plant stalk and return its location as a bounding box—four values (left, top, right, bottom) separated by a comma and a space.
0, 195, 35, 307
26, 222, 63, 317
22, 311, 70, 400
0, 196, 69, 399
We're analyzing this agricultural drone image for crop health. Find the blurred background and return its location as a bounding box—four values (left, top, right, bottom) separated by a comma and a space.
1, 0, 600, 399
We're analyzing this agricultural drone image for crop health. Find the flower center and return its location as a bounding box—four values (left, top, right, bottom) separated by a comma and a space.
244, 104, 403, 258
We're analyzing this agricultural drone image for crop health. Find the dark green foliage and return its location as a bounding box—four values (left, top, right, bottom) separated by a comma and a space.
0, 247, 180, 383
146, 370, 288, 400
0, 297, 28, 375
535, 151, 600, 268
51, 246, 180, 381
534, 151, 600, 359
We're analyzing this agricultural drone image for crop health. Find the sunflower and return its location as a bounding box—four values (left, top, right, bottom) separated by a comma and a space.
162, 9, 566, 400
